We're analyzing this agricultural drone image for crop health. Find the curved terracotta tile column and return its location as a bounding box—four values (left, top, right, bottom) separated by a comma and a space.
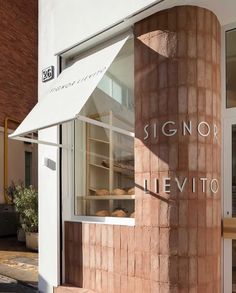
134, 5, 221, 292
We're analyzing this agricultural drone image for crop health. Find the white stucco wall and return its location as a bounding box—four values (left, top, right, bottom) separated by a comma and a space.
38, 0, 236, 292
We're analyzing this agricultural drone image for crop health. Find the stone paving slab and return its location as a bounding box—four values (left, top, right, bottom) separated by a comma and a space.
0, 274, 37, 292
0, 237, 38, 289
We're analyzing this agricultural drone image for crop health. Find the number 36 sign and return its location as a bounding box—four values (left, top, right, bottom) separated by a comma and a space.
42, 66, 54, 82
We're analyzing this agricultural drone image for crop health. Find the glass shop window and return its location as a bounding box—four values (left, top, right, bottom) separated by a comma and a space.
226, 29, 236, 108
74, 39, 135, 219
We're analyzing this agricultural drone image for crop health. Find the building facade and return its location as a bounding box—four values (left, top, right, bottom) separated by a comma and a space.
11, 0, 236, 292
0, 0, 38, 205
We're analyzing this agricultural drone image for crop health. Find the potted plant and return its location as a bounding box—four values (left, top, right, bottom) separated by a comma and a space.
13, 185, 38, 251
5, 181, 25, 241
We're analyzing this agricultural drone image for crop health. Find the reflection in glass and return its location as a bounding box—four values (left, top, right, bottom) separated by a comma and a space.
74, 39, 135, 218
233, 126, 236, 216
233, 126, 236, 292
226, 29, 236, 108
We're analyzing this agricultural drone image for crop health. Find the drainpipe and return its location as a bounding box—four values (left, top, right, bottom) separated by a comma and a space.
3, 117, 20, 204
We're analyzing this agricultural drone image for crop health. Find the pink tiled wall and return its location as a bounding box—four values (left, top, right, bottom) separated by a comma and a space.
64, 6, 221, 293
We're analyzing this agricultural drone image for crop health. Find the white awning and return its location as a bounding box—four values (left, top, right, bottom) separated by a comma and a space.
9, 35, 129, 144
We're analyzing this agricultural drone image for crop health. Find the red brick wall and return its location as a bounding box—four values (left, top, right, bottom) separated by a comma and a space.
64, 6, 221, 293
0, 0, 38, 128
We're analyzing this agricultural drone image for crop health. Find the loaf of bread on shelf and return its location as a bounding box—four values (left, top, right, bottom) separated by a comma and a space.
130, 212, 135, 218
95, 210, 110, 217
112, 188, 126, 195
95, 188, 109, 196
127, 187, 135, 195
111, 207, 128, 217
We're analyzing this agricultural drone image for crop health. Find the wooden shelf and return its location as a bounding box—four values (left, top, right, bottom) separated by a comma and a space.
89, 137, 109, 144
78, 195, 135, 200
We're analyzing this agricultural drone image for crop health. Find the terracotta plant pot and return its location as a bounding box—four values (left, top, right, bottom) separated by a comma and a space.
25, 232, 38, 251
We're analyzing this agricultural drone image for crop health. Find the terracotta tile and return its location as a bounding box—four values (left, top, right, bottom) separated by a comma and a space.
188, 87, 197, 114
197, 59, 205, 87
150, 198, 160, 227
107, 225, 113, 248
120, 249, 128, 275
128, 251, 135, 277
168, 87, 178, 114
178, 228, 188, 256
159, 88, 168, 115
107, 247, 114, 272
198, 257, 206, 285
113, 273, 120, 293
142, 226, 151, 252
179, 257, 189, 285
142, 252, 151, 279
95, 245, 101, 269
177, 6, 187, 30
90, 268, 95, 291
149, 92, 159, 118
178, 30, 187, 57
178, 143, 188, 170
127, 276, 135, 293
95, 224, 101, 246
198, 144, 206, 172
178, 59, 187, 85
120, 226, 129, 250
188, 228, 197, 256
179, 200, 188, 227
102, 246, 108, 271
150, 253, 159, 282
188, 200, 198, 227
127, 227, 135, 252
89, 224, 96, 246
197, 228, 206, 256
189, 257, 197, 286
188, 143, 198, 171
143, 279, 151, 293
107, 272, 114, 293
188, 31, 197, 58
113, 226, 120, 250
187, 59, 197, 85
205, 62, 212, 89
178, 86, 188, 114
168, 61, 178, 87
198, 200, 206, 227
142, 198, 152, 226
114, 248, 120, 274
159, 62, 168, 88
151, 281, 159, 293
150, 226, 159, 253
134, 277, 143, 293
135, 252, 143, 278
120, 275, 128, 293
89, 245, 95, 269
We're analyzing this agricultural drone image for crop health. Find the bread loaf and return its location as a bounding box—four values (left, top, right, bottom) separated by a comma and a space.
95, 189, 109, 196
111, 209, 127, 217
127, 187, 135, 195
112, 188, 126, 195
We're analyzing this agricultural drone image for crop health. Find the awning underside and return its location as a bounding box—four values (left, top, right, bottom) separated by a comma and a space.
9, 35, 129, 144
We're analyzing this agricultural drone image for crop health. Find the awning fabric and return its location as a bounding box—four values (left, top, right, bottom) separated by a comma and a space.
9, 35, 129, 140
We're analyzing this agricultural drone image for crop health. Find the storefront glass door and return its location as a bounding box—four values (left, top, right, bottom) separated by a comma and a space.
223, 118, 236, 293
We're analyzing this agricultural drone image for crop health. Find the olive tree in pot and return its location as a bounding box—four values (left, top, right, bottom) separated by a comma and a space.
14, 185, 38, 251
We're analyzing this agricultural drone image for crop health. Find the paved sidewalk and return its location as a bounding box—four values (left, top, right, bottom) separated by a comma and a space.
0, 237, 38, 289
0, 274, 37, 292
